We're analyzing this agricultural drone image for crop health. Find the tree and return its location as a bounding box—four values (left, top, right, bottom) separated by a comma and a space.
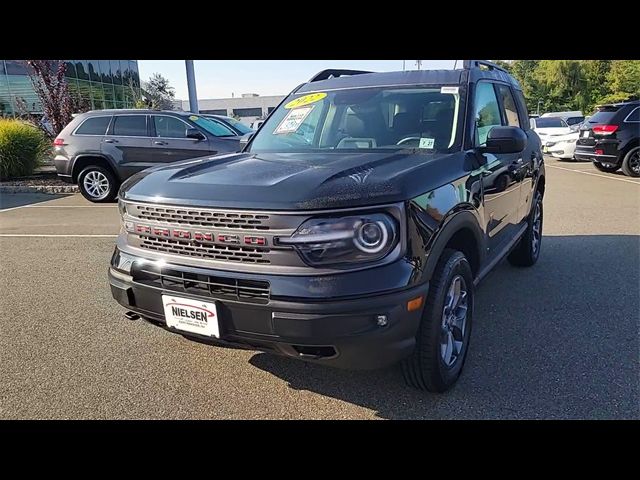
23, 60, 75, 137
142, 73, 176, 110
600, 60, 640, 104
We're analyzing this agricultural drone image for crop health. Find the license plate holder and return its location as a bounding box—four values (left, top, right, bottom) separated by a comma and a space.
162, 294, 219, 338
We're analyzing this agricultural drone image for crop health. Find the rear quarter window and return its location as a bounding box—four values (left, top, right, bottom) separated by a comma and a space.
74, 116, 112, 135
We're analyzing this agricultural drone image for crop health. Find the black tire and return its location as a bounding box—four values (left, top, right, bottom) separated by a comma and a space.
401, 249, 474, 392
77, 166, 118, 203
508, 191, 543, 267
620, 147, 640, 178
593, 161, 619, 173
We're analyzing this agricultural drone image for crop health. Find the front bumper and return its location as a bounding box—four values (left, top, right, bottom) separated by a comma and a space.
108, 250, 427, 370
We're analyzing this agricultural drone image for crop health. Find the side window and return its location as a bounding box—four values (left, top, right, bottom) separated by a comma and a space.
75, 116, 111, 135
154, 116, 188, 138
497, 85, 521, 127
112, 115, 147, 136
625, 107, 640, 122
474, 82, 502, 145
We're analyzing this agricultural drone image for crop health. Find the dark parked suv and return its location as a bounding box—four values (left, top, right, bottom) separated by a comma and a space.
53, 110, 242, 202
575, 100, 640, 177
109, 61, 545, 392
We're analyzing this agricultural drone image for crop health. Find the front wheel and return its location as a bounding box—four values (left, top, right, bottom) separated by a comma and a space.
78, 166, 118, 203
402, 249, 474, 392
620, 147, 640, 177
508, 191, 543, 267
593, 161, 619, 173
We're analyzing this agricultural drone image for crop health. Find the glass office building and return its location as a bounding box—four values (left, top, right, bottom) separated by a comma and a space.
0, 60, 141, 116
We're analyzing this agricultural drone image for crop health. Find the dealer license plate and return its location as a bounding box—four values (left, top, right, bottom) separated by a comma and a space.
582, 130, 590, 138
162, 295, 219, 338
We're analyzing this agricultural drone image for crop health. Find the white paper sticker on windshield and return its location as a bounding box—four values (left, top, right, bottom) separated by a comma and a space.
274, 106, 314, 134
419, 137, 435, 149
441, 86, 459, 95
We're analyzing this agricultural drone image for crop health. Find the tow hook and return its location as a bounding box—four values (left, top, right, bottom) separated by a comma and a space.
124, 311, 140, 321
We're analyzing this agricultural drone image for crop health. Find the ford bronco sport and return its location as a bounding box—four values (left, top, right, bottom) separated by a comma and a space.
109, 61, 545, 392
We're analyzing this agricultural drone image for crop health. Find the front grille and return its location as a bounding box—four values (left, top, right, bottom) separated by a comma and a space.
139, 235, 271, 264
134, 265, 270, 304
135, 205, 270, 230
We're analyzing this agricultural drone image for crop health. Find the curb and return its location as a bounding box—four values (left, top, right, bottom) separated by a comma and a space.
0, 185, 79, 194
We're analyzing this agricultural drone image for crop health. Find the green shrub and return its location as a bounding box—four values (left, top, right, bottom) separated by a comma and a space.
0, 119, 50, 179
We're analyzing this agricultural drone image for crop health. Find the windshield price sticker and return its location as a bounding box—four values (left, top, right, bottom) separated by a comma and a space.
441, 86, 459, 95
284, 92, 327, 109
274, 106, 314, 134
419, 137, 435, 149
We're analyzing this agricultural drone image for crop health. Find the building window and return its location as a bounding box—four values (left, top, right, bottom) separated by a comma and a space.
201, 109, 228, 116
233, 107, 262, 117
267, 107, 275, 114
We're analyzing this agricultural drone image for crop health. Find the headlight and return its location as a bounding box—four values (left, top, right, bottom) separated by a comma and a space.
279, 213, 398, 266
118, 199, 127, 217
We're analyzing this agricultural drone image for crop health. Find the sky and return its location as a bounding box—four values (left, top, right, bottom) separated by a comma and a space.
138, 60, 459, 100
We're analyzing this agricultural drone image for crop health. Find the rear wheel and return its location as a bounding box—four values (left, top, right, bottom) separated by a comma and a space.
508, 191, 543, 267
78, 166, 118, 203
401, 249, 474, 392
593, 161, 619, 173
620, 147, 640, 177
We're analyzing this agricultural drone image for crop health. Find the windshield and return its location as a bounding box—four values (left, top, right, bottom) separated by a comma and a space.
248, 86, 462, 153
219, 116, 253, 135
535, 117, 568, 128
190, 116, 236, 137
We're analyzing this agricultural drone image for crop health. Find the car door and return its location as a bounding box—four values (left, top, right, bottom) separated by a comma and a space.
150, 115, 214, 163
474, 81, 524, 252
101, 114, 153, 179
495, 83, 537, 222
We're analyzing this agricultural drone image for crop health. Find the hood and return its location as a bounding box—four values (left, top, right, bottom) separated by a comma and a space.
120, 150, 468, 211
535, 127, 572, 137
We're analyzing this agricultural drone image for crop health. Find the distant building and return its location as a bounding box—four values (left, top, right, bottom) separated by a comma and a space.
0, 60, 141, 116
174, 94, 285, 125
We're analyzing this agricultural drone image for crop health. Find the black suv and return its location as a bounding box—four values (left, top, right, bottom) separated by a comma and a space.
53, 110, 242, 202
575, 100, 640, 177
109, 61, 545, 392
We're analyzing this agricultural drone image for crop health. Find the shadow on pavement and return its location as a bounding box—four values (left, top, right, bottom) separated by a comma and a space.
249, 234, 640, 420
0, 193, 71, 210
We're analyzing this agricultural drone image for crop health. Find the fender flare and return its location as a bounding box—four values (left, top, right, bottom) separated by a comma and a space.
422, 209, 485, 281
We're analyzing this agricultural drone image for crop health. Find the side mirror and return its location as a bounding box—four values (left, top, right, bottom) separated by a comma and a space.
186, 128, 205, 140
480, 126, 527, 154
239, 132, 254, 152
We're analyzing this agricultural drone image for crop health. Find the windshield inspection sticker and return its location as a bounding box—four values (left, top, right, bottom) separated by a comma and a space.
419, 137, 435, 149
274, 106, 314, 134
441, 86, 459, 95
284, 92, 327, 109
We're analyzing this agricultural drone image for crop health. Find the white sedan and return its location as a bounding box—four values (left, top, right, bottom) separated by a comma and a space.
542, 131, 580, 160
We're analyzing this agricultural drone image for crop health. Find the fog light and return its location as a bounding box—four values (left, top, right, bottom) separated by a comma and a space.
376, 315, 388, 327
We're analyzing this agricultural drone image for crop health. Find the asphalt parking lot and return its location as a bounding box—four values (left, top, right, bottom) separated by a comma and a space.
1, 158, 638, 419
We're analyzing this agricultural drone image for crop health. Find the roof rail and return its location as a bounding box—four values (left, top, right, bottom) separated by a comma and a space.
308, 69, 373, 83
463, 60, 509, 75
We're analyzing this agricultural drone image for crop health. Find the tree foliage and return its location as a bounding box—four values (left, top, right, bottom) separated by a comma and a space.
493, 60, 640, 115
141, 73, 176, 110
23, 60, 75, 137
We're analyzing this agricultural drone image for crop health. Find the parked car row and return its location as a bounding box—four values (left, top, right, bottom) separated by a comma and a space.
531, 101, 639, 177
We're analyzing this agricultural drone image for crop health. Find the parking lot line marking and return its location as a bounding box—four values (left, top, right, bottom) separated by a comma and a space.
0, 205, 29, 213
24, 205, 116, 208
547, 164, 640, 185
0, 234, 118, 238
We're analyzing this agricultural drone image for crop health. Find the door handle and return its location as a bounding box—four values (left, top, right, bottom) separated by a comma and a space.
104, 139, 118, 143
154, 141, 168, 145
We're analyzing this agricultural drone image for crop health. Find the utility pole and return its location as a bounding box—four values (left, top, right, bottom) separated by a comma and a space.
185, 60, 199, 114
415, 60, 422, 70
402, 60, 406, 71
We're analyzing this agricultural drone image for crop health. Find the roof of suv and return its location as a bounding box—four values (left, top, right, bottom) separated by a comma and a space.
80, 109, 195, 116
297, 61, 521, 94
